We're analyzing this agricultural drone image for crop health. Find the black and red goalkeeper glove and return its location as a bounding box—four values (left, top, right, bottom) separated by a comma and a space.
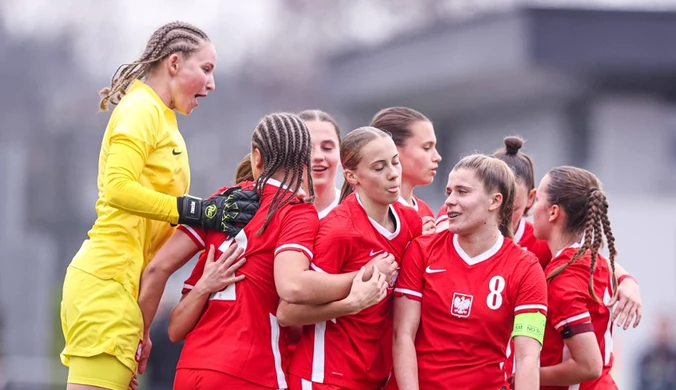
177, 186, 260, 237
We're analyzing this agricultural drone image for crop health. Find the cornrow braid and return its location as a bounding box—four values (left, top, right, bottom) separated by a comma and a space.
600, 196, 619, 295
587, 193, 605, 302
99, 21, 209, 111
546, 170, 619, 303
546, 190, 597, 283
252, 112, 314, 236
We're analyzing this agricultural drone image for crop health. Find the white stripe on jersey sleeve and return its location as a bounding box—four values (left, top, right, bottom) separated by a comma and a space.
435, 214, 448, 225
514, 304, 547, 313
275, 243, 313, 260
394, 288, 423, 298
554, 312, 591, 330
181, 225, 206, 248
182, 283, 194, 291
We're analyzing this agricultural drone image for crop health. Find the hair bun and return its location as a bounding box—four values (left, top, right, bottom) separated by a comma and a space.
504, 136, 524, 155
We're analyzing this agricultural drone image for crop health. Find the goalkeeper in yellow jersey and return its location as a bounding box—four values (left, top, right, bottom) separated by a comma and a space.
60, 21, 259, 390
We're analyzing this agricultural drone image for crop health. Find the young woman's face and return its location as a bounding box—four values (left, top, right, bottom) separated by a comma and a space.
308, 120, 340, 191
532, 174, 554, 241
444, 168, 500, 236
170, 42, 216, 115
347, 136, 401, 205
398, 120, 442, 188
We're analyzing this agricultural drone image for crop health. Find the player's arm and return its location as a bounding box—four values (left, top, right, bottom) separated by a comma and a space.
138, 229, 200, 338
609, 262, 642, 329
539, 327, 602, 385
274, 211, 391, 305
392, 240, 427, 390
104, 105, 260, 232
512, 323, 544, 390
167, 244, 245, 342
274, 250, 367, 305
393, 297, 421, 390
540, 262, 602, 385
276, 266, 388, 326
103, 104, 184, 223
512, 256, 548, 390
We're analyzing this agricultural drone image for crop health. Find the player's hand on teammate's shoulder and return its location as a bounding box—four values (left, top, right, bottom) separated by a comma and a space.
198, 185, 262, 237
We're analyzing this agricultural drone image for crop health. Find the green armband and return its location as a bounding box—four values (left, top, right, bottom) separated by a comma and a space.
512, 312, 546, 345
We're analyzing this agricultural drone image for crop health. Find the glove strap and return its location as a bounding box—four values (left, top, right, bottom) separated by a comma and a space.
177, 195, 203, 226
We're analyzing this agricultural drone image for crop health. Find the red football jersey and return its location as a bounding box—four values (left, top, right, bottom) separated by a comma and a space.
289, 193, 423, 389
540, 244, 617, 390
176, 178, 320, 389
394, 230, 547, 390
514, 218, 552, 268
398, 195, 434, 218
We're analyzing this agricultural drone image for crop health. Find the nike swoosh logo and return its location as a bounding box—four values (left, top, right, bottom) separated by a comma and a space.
369, 250, 384, 256
172, 149, 183, 155
425, 266, 446, 273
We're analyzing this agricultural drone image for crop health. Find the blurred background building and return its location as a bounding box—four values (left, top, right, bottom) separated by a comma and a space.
0, 0, 674, 388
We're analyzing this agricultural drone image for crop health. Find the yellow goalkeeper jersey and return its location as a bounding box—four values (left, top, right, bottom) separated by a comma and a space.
69, 80, 190, 298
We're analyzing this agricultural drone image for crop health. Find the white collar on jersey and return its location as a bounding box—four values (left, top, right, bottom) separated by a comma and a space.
453, 231, 504, 266
317, 187, 341, 220
554, 241, 581, 258
397, 195, 419, 211
263, 178, 288, 189
356, 193, 401, 240
513, 218, 526, 245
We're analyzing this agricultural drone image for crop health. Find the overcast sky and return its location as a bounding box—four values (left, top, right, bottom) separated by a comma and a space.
2, 0, 675, 79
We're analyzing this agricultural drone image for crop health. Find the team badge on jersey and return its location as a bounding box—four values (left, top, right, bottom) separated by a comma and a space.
451, 293, 473, 318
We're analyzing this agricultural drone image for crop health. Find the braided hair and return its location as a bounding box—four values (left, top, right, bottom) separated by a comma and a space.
544, 166, 618, 302
99, 21, 209, 111
252, 112, 314, 235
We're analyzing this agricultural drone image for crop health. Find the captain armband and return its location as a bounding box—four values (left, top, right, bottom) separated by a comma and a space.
512, 312, 546, 345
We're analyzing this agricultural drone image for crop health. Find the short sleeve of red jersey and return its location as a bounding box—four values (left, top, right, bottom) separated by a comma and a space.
182, 253, 207, 294
311, 220, 351, 274
274, 203, 319, 262
547, 262, 594, 331
434, 204, 447, 226
513, 253, 548, 316
393, 238, 426, 301
177, 225, 206, 250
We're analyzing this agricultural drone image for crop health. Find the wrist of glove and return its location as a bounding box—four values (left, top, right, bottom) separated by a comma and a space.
177, 186, 261, 237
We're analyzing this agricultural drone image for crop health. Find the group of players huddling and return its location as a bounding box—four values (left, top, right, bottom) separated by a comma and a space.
59, 22, 642, 390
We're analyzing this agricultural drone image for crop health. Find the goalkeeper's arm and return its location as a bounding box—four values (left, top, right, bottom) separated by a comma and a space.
103, 137, 259, 235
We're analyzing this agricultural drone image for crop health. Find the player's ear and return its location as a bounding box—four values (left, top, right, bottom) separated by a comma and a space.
344, 169, 358, 186
549, 204, 561, 223
488, 192, 502, 212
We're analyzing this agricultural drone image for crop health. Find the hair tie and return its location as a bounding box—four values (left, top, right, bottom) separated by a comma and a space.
505, 145, 519, 155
